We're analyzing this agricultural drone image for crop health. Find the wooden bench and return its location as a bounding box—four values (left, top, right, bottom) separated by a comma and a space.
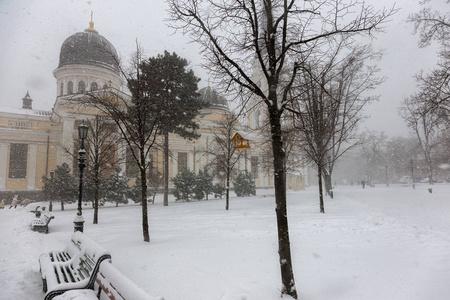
52, 260, 163, 300
31, 214, 55, 233
39, 232, 111, 300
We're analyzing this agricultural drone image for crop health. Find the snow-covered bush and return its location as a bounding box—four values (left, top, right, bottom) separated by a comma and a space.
194, 169, 214, 200
213, 183, 225, 199
42, 163, 77, 210
104, 171, 129, 206
172, 169, 196, 201
233, 171, 256, 197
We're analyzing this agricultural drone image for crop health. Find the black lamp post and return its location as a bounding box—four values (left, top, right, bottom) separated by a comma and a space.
74, 121, 88, 232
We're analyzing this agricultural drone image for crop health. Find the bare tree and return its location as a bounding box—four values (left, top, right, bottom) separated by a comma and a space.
168, 0, 394, 297
359, 131, 388, 186
289, 40, 380, 212
322, 45, 382, 197
289, 56, 336, 213
408, 0, 450, 122
84, 116, 123, 224
401, 96, 442, 192
259, 114, 306, 179
409, 0, 450, 48
60, 115, 123, 223
414, 63, 450, 117
207, 113, 243, 210
407, 3, 450, 190
83, 46, 162, 242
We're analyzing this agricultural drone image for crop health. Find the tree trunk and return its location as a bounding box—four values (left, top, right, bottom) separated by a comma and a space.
93, 175, 99, 224
49, 200, 53, 212
140, 150, 150, 242
318, 164, 325, 213
61, 200, 64, 211
163, 131, 169, 206
385, 165, 389, 187
324, 172, 333, 199
427, 156, 433, 193
269, 108, 298, 299
225, 165, 230, 210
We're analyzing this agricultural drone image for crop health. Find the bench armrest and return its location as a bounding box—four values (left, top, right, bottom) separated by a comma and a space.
39, 253, 53, 279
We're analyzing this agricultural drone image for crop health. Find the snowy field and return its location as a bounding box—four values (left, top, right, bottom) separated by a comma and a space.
1, 184, 450, 300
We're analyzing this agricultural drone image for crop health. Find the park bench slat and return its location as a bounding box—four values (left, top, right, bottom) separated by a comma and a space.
39, 232, 111, 300
40, 232, 163, 300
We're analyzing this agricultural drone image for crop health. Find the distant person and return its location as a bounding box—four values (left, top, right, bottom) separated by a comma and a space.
361, 180, 366, 189
9, 194, 19, 209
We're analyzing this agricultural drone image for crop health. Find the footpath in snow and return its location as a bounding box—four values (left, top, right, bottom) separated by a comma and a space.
0, 184, 449, 300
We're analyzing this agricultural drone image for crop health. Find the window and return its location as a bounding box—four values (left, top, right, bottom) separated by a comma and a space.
251, 156, 259, 178
67, 81, 73, 94
8, 144, 28, 179
78, 81, 86, 93
90, 82, 98, 91
177, 152, 188, 174
60, 82, 64, 96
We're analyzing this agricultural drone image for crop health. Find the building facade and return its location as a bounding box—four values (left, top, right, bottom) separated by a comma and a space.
0, 20, 304, 193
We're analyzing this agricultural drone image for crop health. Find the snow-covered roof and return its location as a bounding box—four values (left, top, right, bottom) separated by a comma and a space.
0, 106, 52, 118
235, 130, 263, 142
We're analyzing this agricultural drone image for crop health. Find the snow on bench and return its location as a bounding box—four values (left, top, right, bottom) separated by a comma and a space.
53, 289, 98, 300
31, 214, 54, 233
53, 261, 163, 300
39, 232, 111, 300
92, 260, 163, 300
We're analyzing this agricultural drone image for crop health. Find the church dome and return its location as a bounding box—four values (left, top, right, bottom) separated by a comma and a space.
199, 86, 228, 108
58, 24, 119, 73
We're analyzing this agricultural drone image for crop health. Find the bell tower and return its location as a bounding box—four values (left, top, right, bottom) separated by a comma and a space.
22, 91, 33, 109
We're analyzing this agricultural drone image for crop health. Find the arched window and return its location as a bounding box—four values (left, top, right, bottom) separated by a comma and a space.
90, 82, 98, 91
60, 82, 64, 96
78, 81, 86, 93
67, 81, 73, 94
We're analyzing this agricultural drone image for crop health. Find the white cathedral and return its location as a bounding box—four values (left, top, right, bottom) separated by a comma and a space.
0, 19, 305, 193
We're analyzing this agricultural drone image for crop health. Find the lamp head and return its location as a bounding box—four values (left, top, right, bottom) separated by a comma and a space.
78, 121, 89, 140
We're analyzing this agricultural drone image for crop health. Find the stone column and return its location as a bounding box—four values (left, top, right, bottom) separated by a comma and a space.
187, 151, 193, 172
27, 144, 37, 190
0, 143, 8, 190
57, 118, 75, 168
172, 154, 177, 177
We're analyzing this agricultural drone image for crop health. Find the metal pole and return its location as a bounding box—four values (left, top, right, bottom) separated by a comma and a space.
74, 138, 86, 232
410, 159, 415, 189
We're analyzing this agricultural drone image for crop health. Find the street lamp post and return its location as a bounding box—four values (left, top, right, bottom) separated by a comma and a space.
74, 121, 88, 232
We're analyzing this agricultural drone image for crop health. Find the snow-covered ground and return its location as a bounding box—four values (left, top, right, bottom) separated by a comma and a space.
1, 184, 450, 300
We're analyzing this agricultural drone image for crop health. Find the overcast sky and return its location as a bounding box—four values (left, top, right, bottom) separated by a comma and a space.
0, 0, 444, 137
